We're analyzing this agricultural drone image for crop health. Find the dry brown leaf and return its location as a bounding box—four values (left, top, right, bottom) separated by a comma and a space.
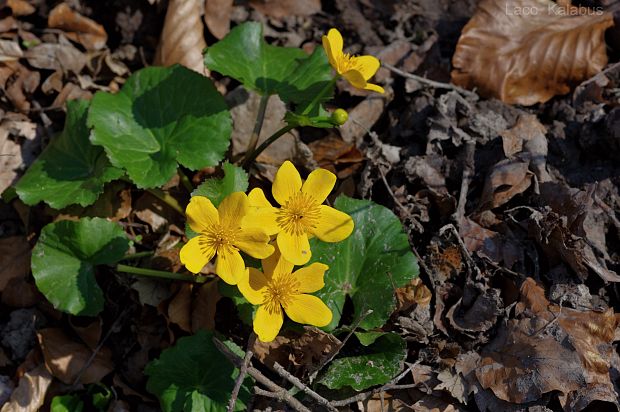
475, 278, 619, 408
0, 365, 52, 412
451, 0, 615, 105
37, 328, 114, 385
339, 96, 385, 145
48, 3, 108, 50
249, 0, 321, 19
69, 318, 102, 351
308, 135, 364, 180
480, 157, 532, 209
0, 236, 30, 291
2, 62, 40, 112
204, 0, 233, 39
191, 279, 220, 332
154, 0, 206, 73
6, 0, 35, 16
25, 39, 87, 74
500, 114, 551, 182
396, 278, 432, 312
0, 40, 23, 62
2, 277, 40, 308
167, 283, 192, 333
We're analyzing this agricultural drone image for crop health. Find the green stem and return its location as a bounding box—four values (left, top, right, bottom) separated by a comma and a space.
241, 95, 270, 165
178, 169, 194, 193
116, 264, 208, 283
121, 251, 155, 260
301, 77, 338, 116
241, 124, 295, 169
146, 188, 184, 216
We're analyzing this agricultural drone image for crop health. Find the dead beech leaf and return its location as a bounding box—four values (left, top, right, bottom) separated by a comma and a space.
308, 135, 364, 180
451, 0, 615, 105
25, 38, 87, 74
6, 0, 35, 16
0, 40, 23, 62
480, 157, 532, 209
0, 365, 52, 412
0, 236, 30, 291
48, 3, 108, 50
191, 280, 220, 332
167, 283, 192, 333
154, 0, 207, 73
37, 328, 114, 385
396, 278, 432, 312
500, 114, 551, 182
475, 278, 619, 407
249, 0, 321, 19
204, 0, 233, 39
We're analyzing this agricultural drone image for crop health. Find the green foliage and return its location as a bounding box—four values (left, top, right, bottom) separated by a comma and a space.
318, 333, 407, 391
31, 217, 129, 316
204, 22, 333, 115
15, 99, 123, 209
192, 162, 248, 207
309, 196, 419, 331
145, 330, 251, 412
88, 65, 231, 188
51, 395, 84, 412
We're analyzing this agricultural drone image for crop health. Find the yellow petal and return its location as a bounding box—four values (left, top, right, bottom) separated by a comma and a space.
261, 245, 294, 277
277, 231, 311, 266
364, 82, 385, 94
284, 294, 332, 327
293, 263, 328, 293
254, 305, 284, 342
272, 161, 302, 206
342, 69, 368, 90
322, 28, 344, 71
350, 55, 380, 80
238, 268, 268, 305
180, 236, 215, 274
302, 168, 336, 204
235, 227, 273, 259
215, 249, 245, 285
248, 188, 273, 208
243, 207, 280, 236
218, 192, 248, 228
313, 205, 354, 242
186, 196, 219, 234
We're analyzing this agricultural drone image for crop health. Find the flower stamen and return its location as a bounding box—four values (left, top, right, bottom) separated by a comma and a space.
275, 192, 321, 236
262, 273, 300, 314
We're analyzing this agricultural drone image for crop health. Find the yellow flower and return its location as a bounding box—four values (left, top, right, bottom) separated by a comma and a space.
238, 247, 332, 342
180, 192, 274, 285
322, 28, 384, 93
248, 161, 354, 265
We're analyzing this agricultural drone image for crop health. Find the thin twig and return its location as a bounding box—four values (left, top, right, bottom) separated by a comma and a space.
329, 367, 413, 407
241, 95, 270, 166
453, 141, 476, 225
377, 166, 409, 215
383, 62, 478, 99
213, 337, 311, 412
272, 362, 338, 412
227, 333, 256, 412
439, 223, 482, 280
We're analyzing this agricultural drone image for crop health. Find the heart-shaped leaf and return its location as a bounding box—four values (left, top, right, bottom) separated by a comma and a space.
145, 330, 251, 412
88, 64, 232, 188
318, 333, 407, 391
192, 162, 248, 207
15, 99, 123, 209
309, 196, 419, 331
204, 22, 333, 115
31, 217, 129, 316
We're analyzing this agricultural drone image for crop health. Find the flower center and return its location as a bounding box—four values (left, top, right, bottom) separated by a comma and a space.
338, 53, 361, 74
276, 192, 321, 236
202, 224, 239, 253
262, 273, 300, 314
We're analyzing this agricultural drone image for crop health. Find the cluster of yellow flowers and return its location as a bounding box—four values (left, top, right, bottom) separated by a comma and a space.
180, 161, 355, 342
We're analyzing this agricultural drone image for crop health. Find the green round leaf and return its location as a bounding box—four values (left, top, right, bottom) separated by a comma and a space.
204, 22, 333, 115
88, 65, 232, 188
319, 333, 407, 391
192, 162, 248, 207
15, 99, 123, 209
145, 330, 251, 412
32, 217, 130, 316
309, 196, 419, 331
51, 395, 84, 412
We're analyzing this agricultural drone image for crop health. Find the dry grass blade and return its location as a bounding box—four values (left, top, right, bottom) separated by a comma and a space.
451, 0, 614, 105
154, 0, 207, 74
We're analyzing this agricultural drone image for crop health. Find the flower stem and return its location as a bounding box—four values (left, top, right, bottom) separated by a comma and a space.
116, 264, 208, 283
241, 124, 295, 168
301, 76, 338, 116
121, 251, 155, 260
241, 94, 270, 165
145, 188, 184, 216
178, 169, 194, 192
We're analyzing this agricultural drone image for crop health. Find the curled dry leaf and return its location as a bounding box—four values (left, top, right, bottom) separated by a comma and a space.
451, 0, 615, 105
154, 0, 207, 73
6, 0, 35, 16
48, 3, 108, 50
475, 278, 619, 408
37, 328, 114, 385
480, 157, 532, 209
0, 365, 52, 412
204, 0, 233, 39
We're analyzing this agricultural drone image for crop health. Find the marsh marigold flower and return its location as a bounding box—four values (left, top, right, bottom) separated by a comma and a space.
248, 161, 354, 265
322, 28, 384, 93
180, 192, 274, 285
238, 247, 332, 342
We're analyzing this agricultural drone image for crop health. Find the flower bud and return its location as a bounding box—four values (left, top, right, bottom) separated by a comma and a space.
330, 108, 348, 125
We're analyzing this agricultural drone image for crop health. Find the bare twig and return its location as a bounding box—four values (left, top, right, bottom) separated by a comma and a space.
329, 367, 413, 407
272, 362, 338, 412
227, 333, 256, 412
377, 166, 409, 215
453, 141, 476, 225
383, 62, 478, 99
213, 337, 311, 412
439, 223, 482, 280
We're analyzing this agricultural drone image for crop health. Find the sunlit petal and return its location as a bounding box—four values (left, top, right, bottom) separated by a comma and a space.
350, 55, 380, 80
261, 245, 294, 277
186, 196, 219, 233
293, 263, 328, 293
284, 294, 332, 327
277, 231, 311, 266
218, 192, 249, 229
238, 268, 268, 305
242, 206, 280, 236
302, 168, 336, 204
254, 305, 284, 342
215, 249, 245, 285
364, 82, 385, 93
313, 205, 354, 242
235, 227, 273, 259
342, 69, 368, 89
322, 28, 344, 71
272, 161, 302, 206
248, 188, 273, 208
179, 236, 215, 274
